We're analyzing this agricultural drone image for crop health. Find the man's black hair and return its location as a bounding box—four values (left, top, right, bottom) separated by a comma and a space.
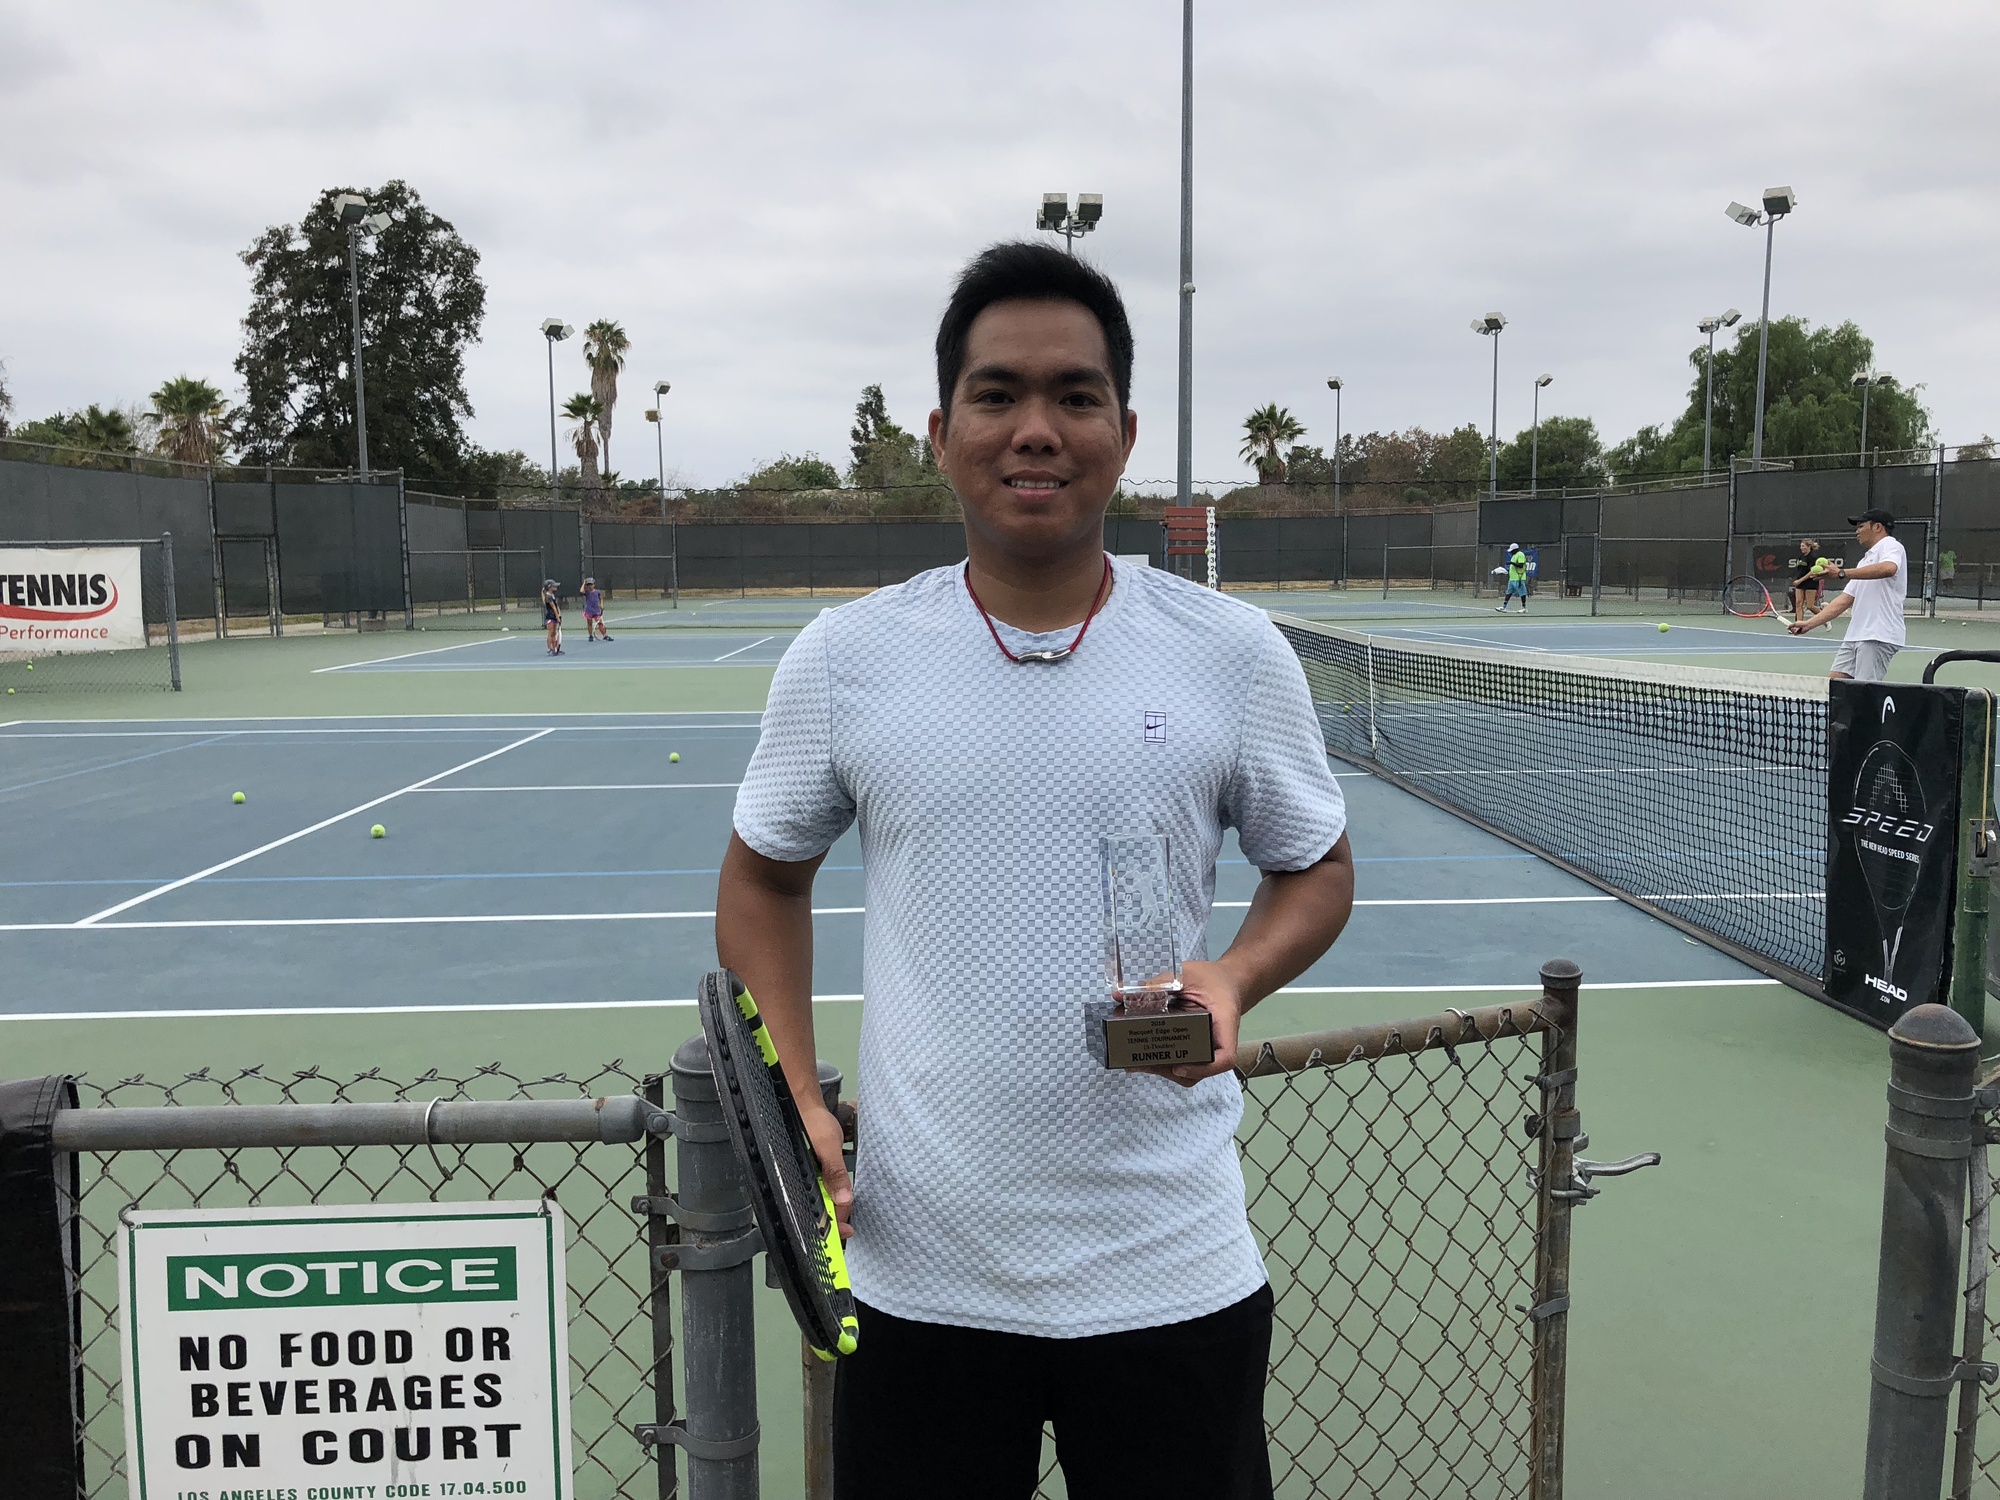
934, 242, 1134, 424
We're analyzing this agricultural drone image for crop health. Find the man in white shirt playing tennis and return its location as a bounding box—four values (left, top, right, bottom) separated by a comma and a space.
715, 242, 1354, 1499
1789, 507, 1907, 681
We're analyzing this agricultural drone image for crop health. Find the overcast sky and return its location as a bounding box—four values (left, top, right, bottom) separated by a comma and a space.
2, 0, 1995, 487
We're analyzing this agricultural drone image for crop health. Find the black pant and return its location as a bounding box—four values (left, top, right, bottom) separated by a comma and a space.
832, 1284, 1274, 1500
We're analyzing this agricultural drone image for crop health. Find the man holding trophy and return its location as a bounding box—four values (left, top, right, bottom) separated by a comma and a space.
717, 242, 1354, 1499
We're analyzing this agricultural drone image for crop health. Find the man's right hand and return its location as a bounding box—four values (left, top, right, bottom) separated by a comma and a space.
802, 1104, 854, 1239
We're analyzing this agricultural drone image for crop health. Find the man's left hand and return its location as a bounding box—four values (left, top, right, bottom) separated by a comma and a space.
1141, 959, 1244, 1087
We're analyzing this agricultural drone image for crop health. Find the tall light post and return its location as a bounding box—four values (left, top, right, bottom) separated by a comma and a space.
1325, 377, 1343, 513
1725, 186, 1797, 466
1471, 312, 1506, 501
1176, 0, 1195, 510
332, 194, 392, 477
646, 381, 671, 522
541, 319, 574, 509
1530, 373, 1553, 495
1853, 369, 1893, 466
1697, 308, 1742, 479
1036, 193, 1103, 255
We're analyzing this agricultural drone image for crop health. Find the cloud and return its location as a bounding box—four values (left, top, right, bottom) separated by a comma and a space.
1, 0, 1995, 486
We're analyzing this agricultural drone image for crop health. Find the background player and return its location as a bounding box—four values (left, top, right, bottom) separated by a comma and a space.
542, 578, 564, 656
1496, 542, 1530, 612
580, 575, 612, 641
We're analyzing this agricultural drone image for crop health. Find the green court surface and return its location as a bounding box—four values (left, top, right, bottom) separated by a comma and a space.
9, 598, 2000, 1496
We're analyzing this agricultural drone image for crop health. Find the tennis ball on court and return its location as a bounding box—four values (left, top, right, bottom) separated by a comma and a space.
1658, 623, 1670, 633
24, 662, 31, 670
370, 824, 386, 839
5, 688, 13, 695
232, 791, 246, 804
669, 752, 680, 763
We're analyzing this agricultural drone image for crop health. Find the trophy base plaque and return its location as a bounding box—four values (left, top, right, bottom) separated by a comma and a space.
1084, 997, 1217, 1071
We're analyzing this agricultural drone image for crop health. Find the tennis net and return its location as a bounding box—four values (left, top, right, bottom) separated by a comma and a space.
1273, 614, 1831, 992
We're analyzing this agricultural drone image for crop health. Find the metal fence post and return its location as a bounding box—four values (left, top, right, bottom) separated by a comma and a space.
206, 469, 224, 639
643, 1071, 682, 1499
803, 1062, 843, 1500
1932, 444, 1946, 620
668, 1036, 761, 1499
159, 531, 182, 691
398, 471, 414, 630
1862, 1004, 1981, 1499
1529, 958, 1580, 1500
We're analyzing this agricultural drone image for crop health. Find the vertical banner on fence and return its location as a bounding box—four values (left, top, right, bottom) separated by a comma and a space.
118, 1200, 572, 1495
1826, 681, 1963, 1023
0, 546, 145, 653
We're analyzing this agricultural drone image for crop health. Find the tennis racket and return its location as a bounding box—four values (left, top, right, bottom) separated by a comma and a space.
698, 969, 859, 1361
1723, 576, 1796, 630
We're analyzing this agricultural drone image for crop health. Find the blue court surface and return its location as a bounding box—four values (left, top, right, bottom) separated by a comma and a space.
0, 711, 1771, 1020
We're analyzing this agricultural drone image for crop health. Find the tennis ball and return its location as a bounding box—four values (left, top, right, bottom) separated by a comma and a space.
669, 752, 680, 763
5, 688, 13, 695
232, 791, 246, 804
1658, 623, 1670, 633
370, 824, 386, 839
24, 662, 31, 670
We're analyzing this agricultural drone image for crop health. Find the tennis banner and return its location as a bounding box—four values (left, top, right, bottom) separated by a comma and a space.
118, 1200, 573, 1495
0, 545, 145, 652
1825, 680, 1963, 1026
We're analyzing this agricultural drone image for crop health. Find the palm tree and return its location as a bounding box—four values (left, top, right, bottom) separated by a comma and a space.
562, 393, 604, 491
583, 320, 629, 468
150, 376, 229, 465
1240, 404, 1306, 484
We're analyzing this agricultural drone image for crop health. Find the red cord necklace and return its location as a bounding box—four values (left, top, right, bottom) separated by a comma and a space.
964, 555, 1114, 664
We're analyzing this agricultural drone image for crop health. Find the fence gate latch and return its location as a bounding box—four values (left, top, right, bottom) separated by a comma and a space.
1530, 1131, 1663, 1203
1972, 821, 2000, 878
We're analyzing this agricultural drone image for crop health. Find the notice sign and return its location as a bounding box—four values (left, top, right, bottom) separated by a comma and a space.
118, 1201, 572, 1499
1825, 680, 1964, 1025
0, 545, 145, 652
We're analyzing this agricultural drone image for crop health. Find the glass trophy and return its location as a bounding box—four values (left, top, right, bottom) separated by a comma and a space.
1085, 834, 1216, 1070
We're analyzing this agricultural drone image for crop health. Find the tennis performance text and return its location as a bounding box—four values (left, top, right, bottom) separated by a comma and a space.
0, 546, 146, 651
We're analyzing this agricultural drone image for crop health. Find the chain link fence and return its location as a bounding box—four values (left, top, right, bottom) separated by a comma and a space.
60, 1061, 668, 1500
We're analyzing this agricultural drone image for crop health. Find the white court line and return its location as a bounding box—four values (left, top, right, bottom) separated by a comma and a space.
712, 635, 777, 662
313, 637, 504, 673
72, 729, 556, 926
0, 977, 1783, 1023
416, 783, 742, 793
0, 722, 763, 740
4, 905, 865, 933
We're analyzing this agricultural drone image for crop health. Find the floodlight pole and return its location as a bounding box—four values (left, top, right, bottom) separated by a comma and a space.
1327, 379, 1343, 515
1531, 376, 1549, 496
546, 335, 561, 508
1487, 328, 1501, 502
653, 396, 667, 521
1752, 213, 1776, 465
1176, 0, 1194, 510
346, 225, 370, 479
1703, 323, 1720, 479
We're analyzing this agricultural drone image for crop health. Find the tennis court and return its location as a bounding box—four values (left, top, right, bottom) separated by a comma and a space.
5, 597, 1989, 1496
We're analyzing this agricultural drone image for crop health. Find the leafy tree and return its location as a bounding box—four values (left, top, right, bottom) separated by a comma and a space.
849, 384, 906, 468
235, 180, 485, 478
149, 376, 230, 466
1608, 317, 1931, 479
14, 405, 138, 454
1281, 444, 1336, 484
1496, 415, 1607, 492
846, 383, 932, 489
561, 393, 603, 491
1240, 404, 1306, 482
583, 320, 629, 467
741, 453, 843, 491
0, 358, 12, 438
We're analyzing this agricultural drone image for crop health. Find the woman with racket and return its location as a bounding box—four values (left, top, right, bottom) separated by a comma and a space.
1788, 538, 1827, 624
717, 243, 1354, 1500
541, 579, 564, 656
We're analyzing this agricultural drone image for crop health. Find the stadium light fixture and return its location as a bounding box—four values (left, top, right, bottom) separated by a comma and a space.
1727, 187, 1798, 464
1853, 369, 1893, 467
1472, 314, 1506, 500
1037, 192, 1103, 255
333, 194, 392, 478
1697, 310, 1742, 480
1326, 378, 1344, 514
1531, 374, 1553, 497
648, 380, 672, 521
542, 320, 574, 507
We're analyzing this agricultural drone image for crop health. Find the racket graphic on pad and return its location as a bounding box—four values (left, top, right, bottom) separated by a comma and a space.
697, 969, 859, 1361
1851, 740, 1927, 984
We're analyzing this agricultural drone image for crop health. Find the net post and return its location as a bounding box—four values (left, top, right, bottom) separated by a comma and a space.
642, 1071, 681, 1500
159, 531, 182, 691
0, 1075, 83, 1490
803, 1061, 842, 1500
1951, 690, 1994, 1035
669, 1036, 761, 1499
1863, 1005, 1980, 1499
1529, 958, 1579, 1500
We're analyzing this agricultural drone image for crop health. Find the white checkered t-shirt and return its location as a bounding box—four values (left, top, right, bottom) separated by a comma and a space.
733, 556, 1347, 1337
